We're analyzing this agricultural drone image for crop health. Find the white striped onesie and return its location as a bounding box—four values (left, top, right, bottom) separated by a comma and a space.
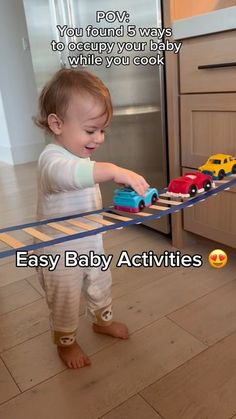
36, 143, 113, 347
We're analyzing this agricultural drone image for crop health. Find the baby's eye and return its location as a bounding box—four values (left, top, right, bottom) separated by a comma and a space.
86, 129, 106, 135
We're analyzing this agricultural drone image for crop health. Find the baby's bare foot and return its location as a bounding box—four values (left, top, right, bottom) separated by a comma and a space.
57, 341, 91, 369
93, 321, 129, 339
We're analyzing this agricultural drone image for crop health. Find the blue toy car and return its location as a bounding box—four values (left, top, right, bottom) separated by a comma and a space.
113, 186, 159, 213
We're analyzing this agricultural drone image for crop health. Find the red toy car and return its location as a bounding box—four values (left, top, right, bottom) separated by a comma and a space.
167, 171, 214, 197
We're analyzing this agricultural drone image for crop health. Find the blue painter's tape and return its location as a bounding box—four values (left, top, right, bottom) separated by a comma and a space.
0, 177, 236, 259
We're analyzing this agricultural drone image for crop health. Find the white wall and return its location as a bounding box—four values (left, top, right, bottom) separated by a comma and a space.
0, 89, 13, 163
0, 0, 45, 164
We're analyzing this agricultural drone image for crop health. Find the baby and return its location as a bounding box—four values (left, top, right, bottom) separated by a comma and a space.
35, 68, 149, 369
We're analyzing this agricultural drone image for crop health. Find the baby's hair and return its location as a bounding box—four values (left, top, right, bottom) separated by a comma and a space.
34, 68, 113, 134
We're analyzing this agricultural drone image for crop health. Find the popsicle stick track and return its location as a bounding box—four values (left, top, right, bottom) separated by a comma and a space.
1, 174, 236, 259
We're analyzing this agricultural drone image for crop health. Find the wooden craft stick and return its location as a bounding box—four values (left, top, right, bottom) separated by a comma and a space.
66, 220, 96, 231
0, 233, 25, 249
84, 215, 114, 226
47, 222, 76, 235
214, 179, 229, 184
23, 228, 52, 242
149, 205, 168, 211
101, 212, 132, 222
159, 193, 177, 198
135, 212, 151, 216
157, 198, 182, 206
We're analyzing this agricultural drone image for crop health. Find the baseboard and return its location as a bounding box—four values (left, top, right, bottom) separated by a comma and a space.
0, 145, 14, 164
0, 141, 45, 165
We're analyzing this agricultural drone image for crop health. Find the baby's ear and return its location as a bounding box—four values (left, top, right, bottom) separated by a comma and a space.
48, 113, 63, 135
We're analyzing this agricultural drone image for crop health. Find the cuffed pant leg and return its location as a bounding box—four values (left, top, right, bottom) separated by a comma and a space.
38, 265, 83, 346
83, 266, 113, 326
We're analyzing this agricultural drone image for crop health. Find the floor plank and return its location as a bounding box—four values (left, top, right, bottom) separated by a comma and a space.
168, 279, 236, 345
1, 261, 216, 391
0, 299, 49, 353
111, 265, 177, 300
0, 358, 20, 404
1, 241, 235, 391
26, 275, 45, 297
100, 395, 162, 419
0, 261, 35, 288
141, 331, 236, 419
0, 317, 205, 418
0, 279, 41, 316
110, 265, 236, 334
1, 319, 116, 392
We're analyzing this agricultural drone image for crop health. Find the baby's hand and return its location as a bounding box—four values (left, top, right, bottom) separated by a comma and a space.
114, 167, 149, 196
93, 162, 149, 195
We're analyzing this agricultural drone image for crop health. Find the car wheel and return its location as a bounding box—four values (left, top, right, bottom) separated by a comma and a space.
232, 164, 236, 174
203, 180, 212, 191
188, 184, 197, 197
218, 170, 225, 180
151, 193, 158, 204
138, 200, 145, 211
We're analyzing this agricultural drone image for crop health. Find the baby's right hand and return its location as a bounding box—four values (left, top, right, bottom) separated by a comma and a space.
113, 167, 149, 196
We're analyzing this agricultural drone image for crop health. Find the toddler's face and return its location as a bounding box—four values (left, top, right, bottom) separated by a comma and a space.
55, 93, 107, 158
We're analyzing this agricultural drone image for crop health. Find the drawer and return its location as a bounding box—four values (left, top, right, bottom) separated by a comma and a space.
184, 190, 236, 247
179, 31, 236, 93
182, 168, 236, 247
180, 93, 236, 170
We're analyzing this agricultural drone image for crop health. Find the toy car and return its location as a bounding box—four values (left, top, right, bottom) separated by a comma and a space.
199, 153, 236, 180
113, 186, 158, 213
167, 171, 213, 197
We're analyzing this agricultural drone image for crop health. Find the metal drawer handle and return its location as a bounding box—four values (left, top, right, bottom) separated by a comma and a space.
198, 62, 236, 70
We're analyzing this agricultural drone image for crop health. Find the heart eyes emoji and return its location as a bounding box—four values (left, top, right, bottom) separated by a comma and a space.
208, 249, 228, 268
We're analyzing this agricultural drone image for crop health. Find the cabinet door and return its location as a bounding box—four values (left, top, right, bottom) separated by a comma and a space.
182, 168, 236, 248
181, 93, 236, 168
179, 31, 236, 94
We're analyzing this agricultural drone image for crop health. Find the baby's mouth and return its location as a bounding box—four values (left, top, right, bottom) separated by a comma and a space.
85, 146, 95, 150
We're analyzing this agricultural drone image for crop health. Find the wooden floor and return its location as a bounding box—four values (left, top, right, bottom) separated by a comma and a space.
1, 162, 236, 419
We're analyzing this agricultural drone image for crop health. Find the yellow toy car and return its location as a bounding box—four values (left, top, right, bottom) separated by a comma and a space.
199, 154, 236, 180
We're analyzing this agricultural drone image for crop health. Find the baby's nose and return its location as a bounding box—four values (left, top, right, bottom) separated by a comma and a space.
95, 131, 104, 144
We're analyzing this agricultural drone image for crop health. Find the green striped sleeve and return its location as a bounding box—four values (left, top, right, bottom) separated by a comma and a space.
75, 158, 95, 188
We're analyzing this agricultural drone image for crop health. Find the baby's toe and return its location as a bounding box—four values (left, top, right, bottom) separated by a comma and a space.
84, 356, 91, 366
68, 360, 74, 369
77, 358, 84, 368
122, 330, 129, 339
